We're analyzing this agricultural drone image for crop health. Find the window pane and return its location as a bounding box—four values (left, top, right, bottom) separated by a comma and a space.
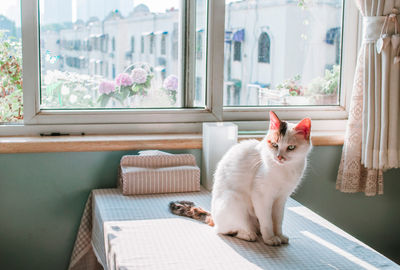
194, 0, 207, 107
224, 0, 343, 106
0, 1, 23, 123
39, 0, 182, 109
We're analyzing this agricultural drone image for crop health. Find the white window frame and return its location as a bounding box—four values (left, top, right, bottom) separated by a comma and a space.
223, 0, 359, 124
2, 0, 359, 136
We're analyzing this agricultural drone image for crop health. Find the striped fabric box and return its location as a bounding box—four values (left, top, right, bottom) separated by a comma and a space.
118, 154, 201, 195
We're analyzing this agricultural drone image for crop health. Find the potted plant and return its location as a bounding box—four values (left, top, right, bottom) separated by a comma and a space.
276, 74, 309, 105
162, 75, 178, 104
306, 65, 339, 105
97, 63, 154, 107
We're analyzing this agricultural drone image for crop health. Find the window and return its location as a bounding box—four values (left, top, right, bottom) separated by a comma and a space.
161, 35, 166, 55
232, 29, 244, 62
141, 36, 144, 54
233, 41, 241, 62
149, 35, 154, 54
100, 35, 108, 52
105, 62, 109, 77
325, 27, 341, 65
36, 1, 195, 111
196, 31, 203, 60
2, 0, 356, 133
223, 0, 348, 108
258, 32, 270, 64
171, 22, 179, 60
130, 36, 135, 53
112, 37, 116, 52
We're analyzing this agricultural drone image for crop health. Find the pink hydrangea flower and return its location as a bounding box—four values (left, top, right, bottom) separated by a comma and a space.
131, 68, 148, 84
163, 75, 178, 91
116, 73, 133, 86
99, 80, 116, 94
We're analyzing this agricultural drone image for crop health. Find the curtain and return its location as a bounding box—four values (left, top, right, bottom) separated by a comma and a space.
336, 0, 400, 196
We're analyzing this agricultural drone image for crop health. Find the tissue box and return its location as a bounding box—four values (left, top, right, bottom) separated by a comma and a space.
118, 154, 201, 195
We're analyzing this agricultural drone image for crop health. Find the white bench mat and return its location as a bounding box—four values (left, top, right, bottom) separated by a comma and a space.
89, 188, 399, 270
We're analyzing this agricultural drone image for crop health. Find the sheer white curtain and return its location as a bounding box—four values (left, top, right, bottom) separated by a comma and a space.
337, 0, 400, 196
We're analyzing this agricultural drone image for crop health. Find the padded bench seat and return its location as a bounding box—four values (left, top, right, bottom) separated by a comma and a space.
88, 188, 399, 270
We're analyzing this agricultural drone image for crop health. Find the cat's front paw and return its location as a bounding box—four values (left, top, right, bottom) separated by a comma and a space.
263, 236, 282, 246
236, 230, 258, 242
277, 234, 289, 244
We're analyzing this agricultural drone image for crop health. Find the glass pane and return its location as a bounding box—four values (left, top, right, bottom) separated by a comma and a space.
224, 0, 343, 106
39, 0, 182, 109
0, 0, 23, 123
194, 0, 207, 107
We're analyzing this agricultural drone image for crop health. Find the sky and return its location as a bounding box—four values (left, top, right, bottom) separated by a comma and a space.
136, 0, 241, 12
0, 0, 241, 26
131, 0, 240, 13
134, 0, 180, 13
0, 0, 181, 25
0, 1, 20, 26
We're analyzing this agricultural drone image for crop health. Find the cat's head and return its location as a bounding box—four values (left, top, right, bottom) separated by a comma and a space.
263, 111, 311, 165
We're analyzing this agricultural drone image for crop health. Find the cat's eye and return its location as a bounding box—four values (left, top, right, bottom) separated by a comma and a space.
271, 142, 278, 148
287, 145, 296, 151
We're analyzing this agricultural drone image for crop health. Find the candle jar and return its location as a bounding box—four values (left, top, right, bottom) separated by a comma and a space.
202, 122, 238, 190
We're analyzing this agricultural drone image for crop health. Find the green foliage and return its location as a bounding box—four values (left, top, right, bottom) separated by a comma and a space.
97, 90, 126, 107
306, 65, 340, 95
165, 89, 177, 104
119, 86, 130, 100
297, 0, 311, 9
97, 74, 154, 107
97, 93, 111, 107
322, 65, 340, 95
129, 74, 153, 97
42, 70, 102, 108
277, 74, 303, 96
0, 31, 23, 122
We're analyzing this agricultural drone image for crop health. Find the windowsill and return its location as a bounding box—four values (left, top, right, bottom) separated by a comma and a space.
0, 131, 344, 154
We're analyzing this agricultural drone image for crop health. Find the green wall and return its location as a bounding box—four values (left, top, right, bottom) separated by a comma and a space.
0, 147, 399, 270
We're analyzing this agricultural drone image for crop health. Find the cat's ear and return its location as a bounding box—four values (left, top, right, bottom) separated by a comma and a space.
269, 111, 281, 130
295, 118, 311, 140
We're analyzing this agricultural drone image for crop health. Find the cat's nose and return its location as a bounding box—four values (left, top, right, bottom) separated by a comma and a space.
277, 155, 284, 161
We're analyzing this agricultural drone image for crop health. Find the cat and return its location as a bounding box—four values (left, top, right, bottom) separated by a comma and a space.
170, 111, 311, 246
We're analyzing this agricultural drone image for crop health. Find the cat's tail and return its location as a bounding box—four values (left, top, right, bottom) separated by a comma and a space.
169, 200, 214, 226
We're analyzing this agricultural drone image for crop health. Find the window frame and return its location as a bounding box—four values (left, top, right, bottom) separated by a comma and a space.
2, 0, 358, 136
222, 0, 359, 124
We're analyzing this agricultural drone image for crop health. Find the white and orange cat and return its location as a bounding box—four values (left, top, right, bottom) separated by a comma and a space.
170, 111, 311, 246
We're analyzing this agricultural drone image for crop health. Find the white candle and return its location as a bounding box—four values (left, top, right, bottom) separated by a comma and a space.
202, 122, 238, 190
